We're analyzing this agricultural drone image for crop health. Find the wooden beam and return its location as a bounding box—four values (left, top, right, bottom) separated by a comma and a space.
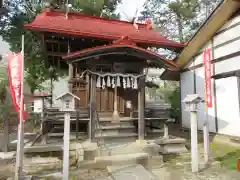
46, 52, 65, 57
138, 77, 145, 140
45, 39, 68, 44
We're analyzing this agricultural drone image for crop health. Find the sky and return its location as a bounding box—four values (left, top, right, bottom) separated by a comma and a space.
117, 0, 147, 21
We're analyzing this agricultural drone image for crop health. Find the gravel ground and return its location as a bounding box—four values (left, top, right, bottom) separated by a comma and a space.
152, 161, 240, 180
0, 158, 15, 180
1, 123, 240, 180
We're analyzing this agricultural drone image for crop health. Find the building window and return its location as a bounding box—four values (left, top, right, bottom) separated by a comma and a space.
65, 100, 70, 108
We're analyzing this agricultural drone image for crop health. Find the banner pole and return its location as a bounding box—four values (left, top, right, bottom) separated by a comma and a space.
15, 34, 25, 180
203, 103, 210, 163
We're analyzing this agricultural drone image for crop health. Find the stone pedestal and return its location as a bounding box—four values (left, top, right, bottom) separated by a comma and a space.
153, 138, 188, 155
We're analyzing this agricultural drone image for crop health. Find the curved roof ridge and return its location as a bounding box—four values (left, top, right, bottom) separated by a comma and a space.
25, 9, 184, 50
42, 9, 146, 26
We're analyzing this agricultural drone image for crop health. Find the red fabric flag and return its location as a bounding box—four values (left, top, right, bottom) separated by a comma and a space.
203, 48, 213, 108
8, 53, 26, 121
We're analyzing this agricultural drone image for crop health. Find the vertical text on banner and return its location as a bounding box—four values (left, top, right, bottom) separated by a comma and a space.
203, 48, 213, 108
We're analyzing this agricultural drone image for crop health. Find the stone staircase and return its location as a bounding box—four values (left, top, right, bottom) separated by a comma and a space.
42, 107, 138, 143
95, 119, 138, 144
42, 98, 173, 144
94, 106, 138, 144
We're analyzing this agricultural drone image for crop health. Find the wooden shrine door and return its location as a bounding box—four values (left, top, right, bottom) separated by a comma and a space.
72, 79, 88, 109
96, 87, 125, 115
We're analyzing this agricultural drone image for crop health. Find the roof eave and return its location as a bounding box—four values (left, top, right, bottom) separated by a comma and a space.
176, 0, 240, 67
62, 44, 180, 71
24, 24, 184, 50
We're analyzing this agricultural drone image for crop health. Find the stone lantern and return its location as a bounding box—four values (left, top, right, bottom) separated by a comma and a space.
56, 92, 80, 180
182, 94, 204, 173
56, 92, 80, 112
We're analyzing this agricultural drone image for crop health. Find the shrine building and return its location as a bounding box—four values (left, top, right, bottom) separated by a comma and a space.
24, 7, 184, 141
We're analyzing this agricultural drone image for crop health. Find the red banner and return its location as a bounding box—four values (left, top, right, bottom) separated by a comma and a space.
8, 53, 26, 121
203, 48, 213, 108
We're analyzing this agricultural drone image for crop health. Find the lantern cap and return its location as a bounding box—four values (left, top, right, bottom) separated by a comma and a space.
182, 94, 204, 104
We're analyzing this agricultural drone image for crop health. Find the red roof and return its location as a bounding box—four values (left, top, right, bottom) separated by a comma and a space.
62, 43, 180, 71
24, 9, 184, 50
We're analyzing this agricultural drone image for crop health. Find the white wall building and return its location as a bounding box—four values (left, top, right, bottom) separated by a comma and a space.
161, 0, 240, 137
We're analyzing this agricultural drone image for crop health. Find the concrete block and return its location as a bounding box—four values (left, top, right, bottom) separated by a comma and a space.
81, 141, 99, 161
77, 160, 97, 169
23, 157, 62, 174
99, 141, 161, 157
153, 138, 187, 145
0, 152, 15, 160
95, 153, 149, 168
159, 144, 188, 155
83, 148, 98, 161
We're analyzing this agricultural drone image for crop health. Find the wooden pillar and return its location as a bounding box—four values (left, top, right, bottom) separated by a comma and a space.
76, 109, 79, 140
68, 63, 73, 92
89, 65, 96, 142
138, 77, 145, 141
112, 78, 120, 122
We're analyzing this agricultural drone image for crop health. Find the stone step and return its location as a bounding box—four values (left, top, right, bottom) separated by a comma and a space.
96, 133, 138, 145
146, 129, 164, 133
95, 133, 138, 139
98, 121, 134, 127
77, 153, 149, 169
94, 153, 149, 168
96, 130, 136, 137
108, 164, 158, 180
24, 144, 63, 153
153, 138, 187, 145
98, 125, 135, 130
96, 126, 136, 136
47, 132, 86, 140
159, 143, 188, 155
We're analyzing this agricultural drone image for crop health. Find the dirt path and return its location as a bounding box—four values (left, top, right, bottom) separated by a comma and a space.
0, 158, 15, 180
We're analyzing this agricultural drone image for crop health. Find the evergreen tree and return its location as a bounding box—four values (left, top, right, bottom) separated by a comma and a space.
201, 0, 221, 19
0, 0, 121, 94
142, 0, 201, 43
142, 0, 220, 43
